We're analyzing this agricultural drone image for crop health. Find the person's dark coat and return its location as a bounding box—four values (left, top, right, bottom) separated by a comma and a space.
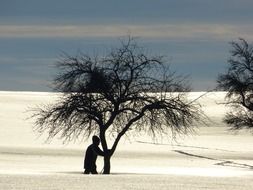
84, 144, 104, 174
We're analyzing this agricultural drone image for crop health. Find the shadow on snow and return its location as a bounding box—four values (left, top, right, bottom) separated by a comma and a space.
174, 150, 253, 170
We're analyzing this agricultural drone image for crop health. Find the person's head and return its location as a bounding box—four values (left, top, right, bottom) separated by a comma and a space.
92, 135, 100, 146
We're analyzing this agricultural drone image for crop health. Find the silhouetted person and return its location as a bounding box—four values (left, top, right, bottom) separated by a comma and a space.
84, 135, 104, 174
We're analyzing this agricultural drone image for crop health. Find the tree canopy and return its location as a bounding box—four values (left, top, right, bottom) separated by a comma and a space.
217, 38, 253, 131
34, 38, 203, 174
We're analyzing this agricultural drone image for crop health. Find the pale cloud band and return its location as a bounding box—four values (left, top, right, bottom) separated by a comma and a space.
0, 24, 251, 40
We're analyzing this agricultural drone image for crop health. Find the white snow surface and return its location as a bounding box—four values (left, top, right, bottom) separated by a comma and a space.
0, 91, 252, 190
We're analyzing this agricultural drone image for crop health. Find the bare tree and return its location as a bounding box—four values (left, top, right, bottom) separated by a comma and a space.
217, 38, 253, 131
34, 38, 202, 174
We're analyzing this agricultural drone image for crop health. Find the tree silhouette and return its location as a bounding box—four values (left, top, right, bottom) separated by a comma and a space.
217, 38, 253, 131
34, 38, 202, 174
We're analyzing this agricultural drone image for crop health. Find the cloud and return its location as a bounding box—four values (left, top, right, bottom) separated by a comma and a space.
0, 24, 252, 41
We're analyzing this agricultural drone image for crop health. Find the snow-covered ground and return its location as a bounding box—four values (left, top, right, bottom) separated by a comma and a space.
0, 91, 252, 190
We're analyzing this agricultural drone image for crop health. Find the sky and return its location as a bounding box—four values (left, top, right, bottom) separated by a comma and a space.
0, 0, 253, 91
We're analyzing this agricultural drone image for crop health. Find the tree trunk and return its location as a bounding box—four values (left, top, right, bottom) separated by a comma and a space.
103, 154, 111, 174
